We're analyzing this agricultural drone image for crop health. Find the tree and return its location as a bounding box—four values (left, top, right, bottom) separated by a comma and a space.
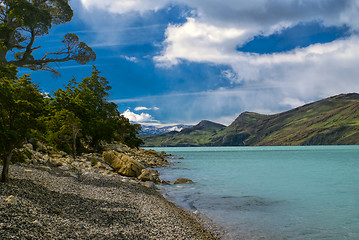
51, 66, 144, 151
0, 67, 45, 182
0, 1, 96, 182
0, 0, 96, 74
45, 109, 81, 158
115, 114, 144, 148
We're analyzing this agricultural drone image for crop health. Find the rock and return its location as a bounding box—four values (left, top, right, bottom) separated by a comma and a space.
121, 177, 129, 183
42, 154, 50, 162
49, 153, 63, 159
161, 180, 171, 185
23, 143, 33, 151
90, 157, 99, 167
102, 150, 145, 177
59, 164, 70, 171
38, 166, 51, 172
103, 143, 125, 152
138, 169, 161, 184
4, 195, 17, 204
49, 157, 64, 166
32, 151, 45, 163
141, 181, 156, 189
36, 141, 48, 152
130, 179, 139, 184
98, 162, 107, 169
58, 151, 68, 157
53, 208, 64, 215
173, 178, 194, 184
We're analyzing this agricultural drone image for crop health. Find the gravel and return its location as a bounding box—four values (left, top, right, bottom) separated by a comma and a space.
0, 164, 220, 239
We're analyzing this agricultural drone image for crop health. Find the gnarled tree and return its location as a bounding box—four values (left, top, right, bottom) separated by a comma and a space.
0, 0, 96, 74
0, 68, 46, 182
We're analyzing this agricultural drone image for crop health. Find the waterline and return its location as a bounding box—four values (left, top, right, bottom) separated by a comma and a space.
153, 146, 359, 239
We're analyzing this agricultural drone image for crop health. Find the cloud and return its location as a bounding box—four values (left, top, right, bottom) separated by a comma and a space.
77, 0, 359, 125
155, 16, 359, 103
120, 55, 138, 63
134, 106, 160, 111
122, 109, 154, 122
280, 98, 306, 109
154, 17, 247, 66
220, 69, 238, 84
115, 87, 287, 124
80, 0, 169, 14
182, 0, 355, 27
134, 106, 150, 111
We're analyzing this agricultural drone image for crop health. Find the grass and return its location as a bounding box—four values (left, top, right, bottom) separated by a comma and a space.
142, 94, 359, 147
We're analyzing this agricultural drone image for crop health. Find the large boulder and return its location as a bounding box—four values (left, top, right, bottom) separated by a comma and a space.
102, 150, 145, 177
173, 178, 194, 184
137, 169, 161, 184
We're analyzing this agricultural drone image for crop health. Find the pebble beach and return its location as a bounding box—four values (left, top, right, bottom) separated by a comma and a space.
0, 164, 220, 239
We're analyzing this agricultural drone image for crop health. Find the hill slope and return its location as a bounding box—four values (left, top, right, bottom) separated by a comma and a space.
140, 120, 226, 147
142, 93, 359, 147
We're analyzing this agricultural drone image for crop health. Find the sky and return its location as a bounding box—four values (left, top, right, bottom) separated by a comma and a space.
22, 0, 359, 126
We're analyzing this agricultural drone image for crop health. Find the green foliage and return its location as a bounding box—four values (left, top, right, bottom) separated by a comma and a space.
8, 0, 52, 35
0, 65, 46, 171
0, 66, 45, 182
0, 64, 17, 79
0, 65, 143, 166
141, 120, 225, 147
44, 109, 81, 157
0, 0, 95, 74
115, 115, 144, 148
11, 148, 32, 164
49, 66, 143, 153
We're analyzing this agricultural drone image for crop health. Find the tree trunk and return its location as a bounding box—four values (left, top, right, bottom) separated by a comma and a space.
1, 151, 13, 183
72, 127, 80, 159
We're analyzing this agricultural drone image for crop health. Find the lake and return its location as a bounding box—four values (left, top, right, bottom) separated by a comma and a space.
151, 146, 359, 239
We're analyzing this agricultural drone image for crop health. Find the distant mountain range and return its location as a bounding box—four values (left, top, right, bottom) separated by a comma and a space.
139, 124, 192, 135
141, 93, 359, 146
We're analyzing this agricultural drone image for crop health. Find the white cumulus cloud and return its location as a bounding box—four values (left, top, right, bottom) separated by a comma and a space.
154, 18, 247, 66
77, 0, 359, 123
134, 106, 160, 111
122, 109, 153, 122
155, 18, 359, 104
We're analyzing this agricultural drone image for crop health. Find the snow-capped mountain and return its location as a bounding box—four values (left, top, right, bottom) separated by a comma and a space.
139, 124, 192, 135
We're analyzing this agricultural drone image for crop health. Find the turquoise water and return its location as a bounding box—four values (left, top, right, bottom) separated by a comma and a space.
152, 146, 359, 240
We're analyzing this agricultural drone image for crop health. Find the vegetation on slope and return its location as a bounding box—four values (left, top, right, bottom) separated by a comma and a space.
141, 120, 226, 147
142, 93, 359, 147
1, 1, 142, 182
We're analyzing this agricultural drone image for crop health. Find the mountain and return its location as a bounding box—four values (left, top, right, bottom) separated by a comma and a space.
142, 93, 359, 146
139, 124, 192, 135
140, 120, 226, 146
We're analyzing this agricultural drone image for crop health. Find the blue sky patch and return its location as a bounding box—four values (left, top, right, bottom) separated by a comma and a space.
238, 21, 351, 54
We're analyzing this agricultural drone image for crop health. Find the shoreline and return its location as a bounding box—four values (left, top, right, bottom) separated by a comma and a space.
0, 164, 220, 239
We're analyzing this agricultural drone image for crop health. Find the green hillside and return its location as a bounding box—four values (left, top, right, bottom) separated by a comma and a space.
142, 93, 359, 147
140, 120, 226, 147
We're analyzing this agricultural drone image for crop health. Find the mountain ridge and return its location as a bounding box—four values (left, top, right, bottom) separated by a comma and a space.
141, 93, 359, 147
